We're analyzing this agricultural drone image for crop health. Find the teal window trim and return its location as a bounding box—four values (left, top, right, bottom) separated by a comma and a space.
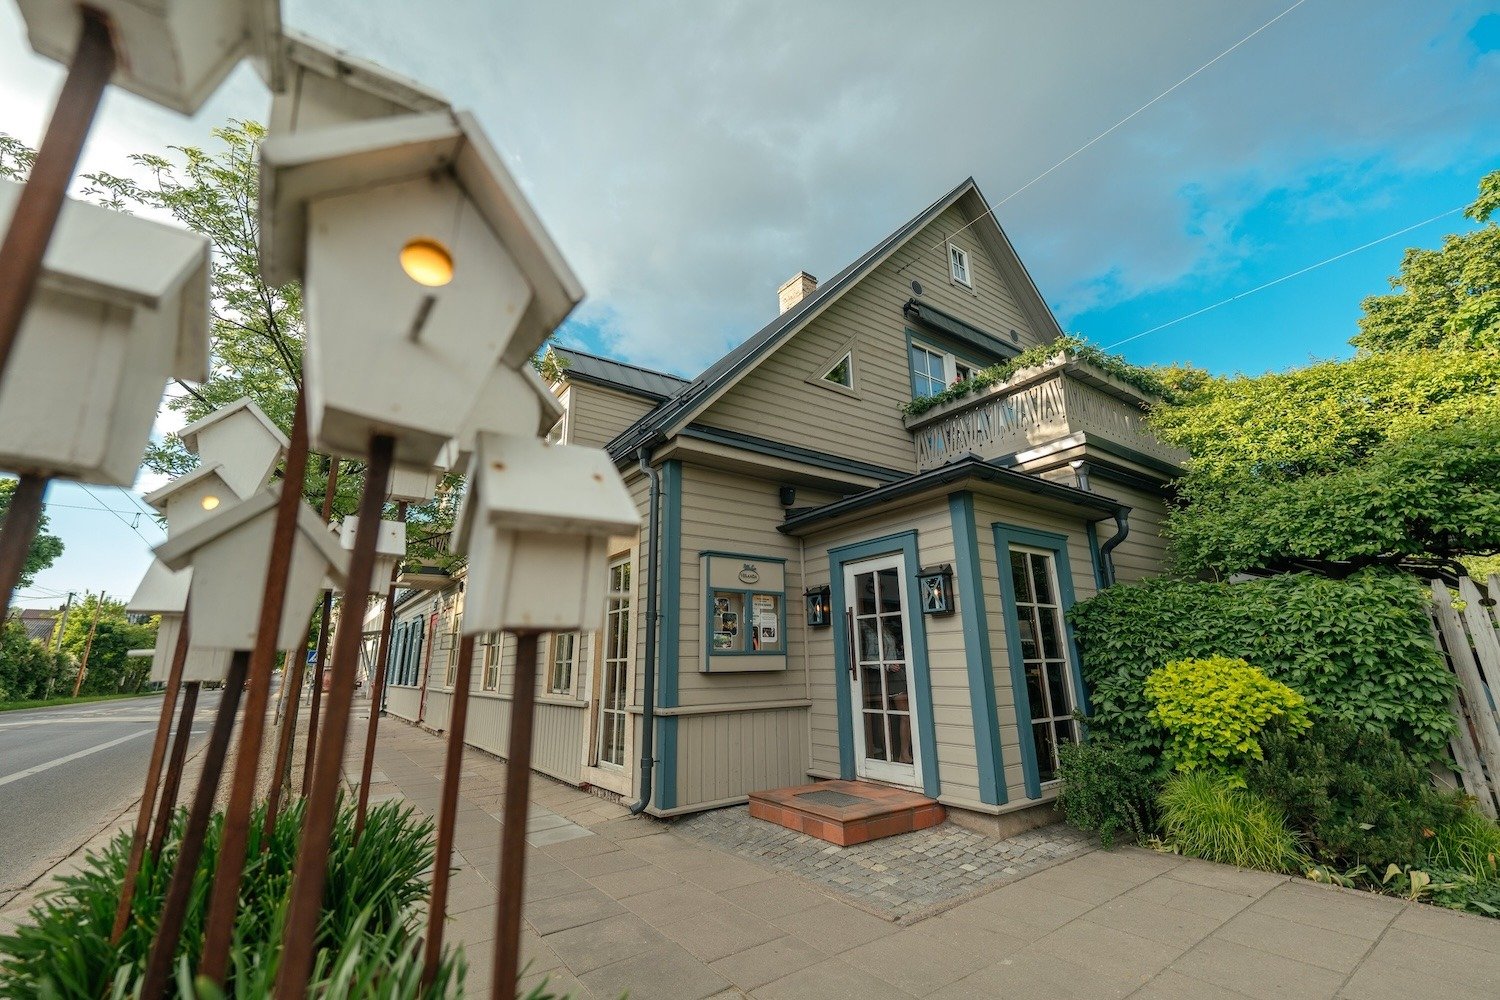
948, 493, 1006, 805
655, 460, 683, 811
991, 521, 1089, 799
827, 529, 941, 797
697, 550, 788, 564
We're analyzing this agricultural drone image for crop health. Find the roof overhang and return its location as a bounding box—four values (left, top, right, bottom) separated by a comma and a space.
902, 299, 1021, 361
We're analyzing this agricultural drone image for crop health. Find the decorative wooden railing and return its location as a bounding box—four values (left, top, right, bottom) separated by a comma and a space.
903, 355, 1188, 473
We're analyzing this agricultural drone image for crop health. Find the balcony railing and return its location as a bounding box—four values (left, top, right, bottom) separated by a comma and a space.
903, 354, 1188, 473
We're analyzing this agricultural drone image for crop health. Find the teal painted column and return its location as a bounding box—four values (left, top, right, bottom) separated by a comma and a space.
948, 492, 1006, 805
654, 460, 683, 811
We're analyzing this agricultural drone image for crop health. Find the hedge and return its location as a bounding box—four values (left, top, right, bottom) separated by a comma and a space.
1068, 570, 1455, 767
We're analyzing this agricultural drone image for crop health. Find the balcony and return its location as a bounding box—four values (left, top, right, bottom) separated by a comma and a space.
903, 353, 1188, 474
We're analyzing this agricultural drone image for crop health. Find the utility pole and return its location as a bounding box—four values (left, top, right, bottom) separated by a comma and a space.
71, 591, 102, 698
42, 589, 75, 698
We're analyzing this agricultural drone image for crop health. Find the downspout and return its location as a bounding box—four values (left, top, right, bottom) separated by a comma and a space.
629, 445, 662, 815
1098, 511, 1129, 588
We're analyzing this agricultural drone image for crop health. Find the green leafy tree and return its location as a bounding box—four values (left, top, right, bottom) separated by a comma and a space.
0, 618, 68, 702
57, 595, 156, 694
0, 479, 64, 588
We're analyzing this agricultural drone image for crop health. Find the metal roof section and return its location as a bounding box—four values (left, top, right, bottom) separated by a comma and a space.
550, 345, 689, 401
902, 299, 1022, 361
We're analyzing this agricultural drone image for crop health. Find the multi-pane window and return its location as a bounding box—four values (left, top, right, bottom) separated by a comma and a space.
442, 603, 462, 688
1009, 546, 1077, 782
481, 632, 501, 691
597, 558, 632, 768
949, 244, 971, 286
549, 632, 579, 696
910, 343, 948, 397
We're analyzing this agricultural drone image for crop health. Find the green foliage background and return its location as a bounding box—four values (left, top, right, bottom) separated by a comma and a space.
56, 594, 157, 695
0, 478, 64, 588
1144, 656, 1309, 774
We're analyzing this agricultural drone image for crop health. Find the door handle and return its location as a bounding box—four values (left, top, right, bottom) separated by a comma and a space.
845, 609, 857, 680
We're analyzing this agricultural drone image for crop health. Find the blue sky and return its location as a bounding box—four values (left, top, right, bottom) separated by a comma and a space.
0, 0, 1496, 603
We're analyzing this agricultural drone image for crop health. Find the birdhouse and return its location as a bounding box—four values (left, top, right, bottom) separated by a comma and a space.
155, 485, 349, 651
443, 363, 565, 472
387, 465, 442, 504
337, 515, 406, 596
14, 0, 281, 115
258, 111, 583, 466
144, 464, 240, 538
265, 27, 449, 135
149, 612, 236, 684
0, 179, 209, 485
176, 398, 289, 500
456, 432, 638, 634
127, 558, 190, 616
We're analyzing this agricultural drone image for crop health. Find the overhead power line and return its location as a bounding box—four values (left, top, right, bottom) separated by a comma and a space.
74, 483, 161, 546
1102, 205, 1466, 350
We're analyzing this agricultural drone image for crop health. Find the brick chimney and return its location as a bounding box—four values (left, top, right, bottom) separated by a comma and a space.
777, 271, 817, 314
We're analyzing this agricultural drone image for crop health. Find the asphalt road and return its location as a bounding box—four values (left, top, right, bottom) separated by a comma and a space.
0, 692, 221, 896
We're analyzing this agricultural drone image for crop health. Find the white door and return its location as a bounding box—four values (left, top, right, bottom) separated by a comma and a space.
844, 554, 923, 787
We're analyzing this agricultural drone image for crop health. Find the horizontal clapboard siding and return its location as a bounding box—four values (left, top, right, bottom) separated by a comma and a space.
567, 384, 657, 449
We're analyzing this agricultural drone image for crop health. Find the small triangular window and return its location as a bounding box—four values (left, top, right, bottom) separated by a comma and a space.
822, 352, 853, 388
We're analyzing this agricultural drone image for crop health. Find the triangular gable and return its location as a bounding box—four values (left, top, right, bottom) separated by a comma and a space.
607, 177, 1064, 461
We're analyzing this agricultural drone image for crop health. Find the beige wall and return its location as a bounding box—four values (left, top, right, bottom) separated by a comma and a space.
565, 383, 658, 449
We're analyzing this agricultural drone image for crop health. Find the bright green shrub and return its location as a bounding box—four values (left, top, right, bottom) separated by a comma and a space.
1068, 570, 1455, 766
1245, 719, 1469, 871
1160, 771, 1307, 873
1144, 657, 1309, 774
1056, 739, 1160, 848
1424, 809, 1500, 884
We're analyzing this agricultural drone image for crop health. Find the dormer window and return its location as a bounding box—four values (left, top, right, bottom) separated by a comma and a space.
949, 244, 972, 287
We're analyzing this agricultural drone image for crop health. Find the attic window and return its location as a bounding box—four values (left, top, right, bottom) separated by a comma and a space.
822, 352, 853, 389
949, 245, 971, 287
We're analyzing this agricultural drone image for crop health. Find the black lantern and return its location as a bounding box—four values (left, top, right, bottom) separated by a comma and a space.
804, 585, 832, 628
916, 565, 955, 616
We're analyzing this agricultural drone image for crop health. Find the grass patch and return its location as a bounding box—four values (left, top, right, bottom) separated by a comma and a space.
1160, 771, 1308, 873
0, 691, 158, 713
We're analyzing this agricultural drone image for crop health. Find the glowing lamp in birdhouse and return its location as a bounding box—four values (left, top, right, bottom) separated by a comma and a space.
264, 27, 449, 135
144, 465, 240, 538
455, 432, 638, 634
155, 486, 349, 651
258, 111, 583, 466
149, 612, 236, 683
0, 179, 209, 486
14, 0, 281, 114
176, 398, 289, 500
443, 363, 565, 472
338, 515, 406, 596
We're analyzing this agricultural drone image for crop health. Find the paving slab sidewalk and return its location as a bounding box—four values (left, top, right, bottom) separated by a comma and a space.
359, 719, 1500, 1000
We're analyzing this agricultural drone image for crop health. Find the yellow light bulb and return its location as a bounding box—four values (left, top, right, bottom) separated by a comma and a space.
200, 495, 220, 511
400, 238, 455, 287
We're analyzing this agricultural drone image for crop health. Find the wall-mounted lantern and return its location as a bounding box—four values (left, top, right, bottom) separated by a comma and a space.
0, 178, 209, 486
175, 397, 288, 500
443, 363, 564, 472
337, 515, 406, 597
15, 0, 282, 114
805, 585, 832, 628
155, 486, 349, 651
916, 564, 956, 616
258, 111, 584, 466
455, 432, 638, 634
265, 27, 450, 135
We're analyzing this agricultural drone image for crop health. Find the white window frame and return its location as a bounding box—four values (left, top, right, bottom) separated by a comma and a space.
910, 338, 977, 398
948, 243, 972, 287
548, 632, 580, 696
596, 557, 633, 769
1008, 544, 1078, 785
481, 631, 501, 691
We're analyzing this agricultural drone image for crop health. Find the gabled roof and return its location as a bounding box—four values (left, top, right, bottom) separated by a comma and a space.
551, 345, 688, 401
607, 176, 1065, 462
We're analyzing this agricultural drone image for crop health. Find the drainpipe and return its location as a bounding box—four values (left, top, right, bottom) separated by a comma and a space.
1098, 511, 1129, 587
630, 445, 662, 815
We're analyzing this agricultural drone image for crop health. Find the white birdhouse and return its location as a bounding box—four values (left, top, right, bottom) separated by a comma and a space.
444, 363, 565, 473
176, 398, 289, 500
387, 465, 441, 504
14, 0, 281, 115
265, 27, 449, 135
258, 112, 583, 466
0, 179, 209, 485
155, 486, 349, 651
144, 464, 240, 538
337, 515, 406, 597
128, 558, 190, 616
149, 612, 236, 684
456, 433, 638, 634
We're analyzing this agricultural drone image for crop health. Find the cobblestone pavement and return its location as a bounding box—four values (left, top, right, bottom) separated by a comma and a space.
674, 805, 1096, 919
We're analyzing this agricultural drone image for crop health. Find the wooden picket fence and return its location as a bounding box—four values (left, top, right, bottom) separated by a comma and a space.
1429, 575, 1500, 819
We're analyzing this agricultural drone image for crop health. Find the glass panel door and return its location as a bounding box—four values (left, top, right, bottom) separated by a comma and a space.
843, 553, 921, 786
1009, 546, 1077, 782
596, 558, 632, 768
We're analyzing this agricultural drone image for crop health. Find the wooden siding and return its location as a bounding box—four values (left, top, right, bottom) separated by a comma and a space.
566, 383, 657, 449
697, 203, 1053, 474
1086, 478, 1171, 583
673, 706, 808, 806
384, 685, 421, 722
970, 495, 1097, 804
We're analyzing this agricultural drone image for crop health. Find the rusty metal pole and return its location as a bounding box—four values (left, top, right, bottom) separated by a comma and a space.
0, 474, 47, 619
0, 8, 115, 381
354, 500, 407, 834
421, 633, 475, 988
491, 630, 542, 1000
110, 610, 191, 943
150, 681, 199, 860
300, 456, 340, 796
274, 434, 394, 999
197, 396, 311, 984
140, 649, 250, 999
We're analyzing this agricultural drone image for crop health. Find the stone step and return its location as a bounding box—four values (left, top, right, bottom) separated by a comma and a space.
748, 779, 945, 847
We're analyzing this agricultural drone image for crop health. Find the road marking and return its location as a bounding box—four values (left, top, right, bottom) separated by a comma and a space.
0, 729, 151, 788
